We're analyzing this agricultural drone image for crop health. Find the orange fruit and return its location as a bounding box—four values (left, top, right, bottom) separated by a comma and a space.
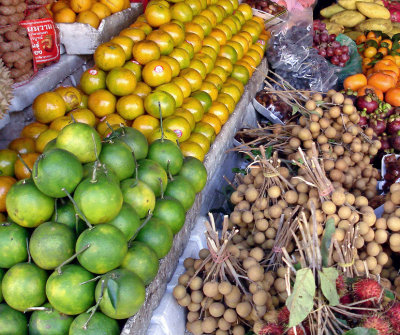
237, 3, 252, 20
132, 40, 161, 64
246, 49, 262, 66
180, 141, 205, 161
97, 113, 127, 137
163, 116, 191, 142
54, 86, 82, 112
233, 9, 245, 25
132, 115, 160, 139
227, 40, 244, 60
155, 82, 184, 107
238, 31, 252, 45
119, 27, 147, 43
130, 22, 152, 35
145, 3, 171, 27
230, 15, 242, 32
133, 82, 152, 98
21, 122, 48, 140
76, 10, 100, 28
218, 0, 233, 15
219, 44, 237, 64
202, 36, 220, 53
186, 0, 202, 15
241, 55, 257, 69
169, 47, 190, 69
222, 17, 237, 35
256, 37, 268, 51
179, 68, 203, 92
148, 129, 178, 144
90, 2, 111, 19
189, 59, 207, 79
179, 41, 194, 59
184, 22, 204, 40
172, 76, 192, 98
148, 0, 169, 7
144, 91, 176, 118
209, 28, 226, 45
241, 24, 260, 43
187, 132, 210, 153
110, 36, 134, 60
106, 67, 136, 96
193, 121, 215, 142
35, 129, 59, 153
53, 8, 76, 23
208, 101, 229, 124
100, 0, 125, 13
174, 107, 196, 130
198, 46, 217, 62
198, 0, 207, 9
181, 96, 204, 122
220, 84, 241, 103
116, 94, 144, 120
79, 94, 88, 108
123, 60, 142, 81
205, 73, 223, 90
217, 92, 236, 114
8, 138, 36, 155
51, 1, 68, 13
146, 29, 174, 55
159, 55, 180, 77
215, 23, 232, 40
249, 44, 264, 58
225, 77, 244, 94
200, 9, 217, 27
200, 81, 219, 101
94, 42, 125, 71
33, 92, 66, 124
193, 53, 214, 74
214, 56, 233, 75
0, 176, 16, 212
230, 0, 239, 9
142, 60, 172, 87
15, 153, 40, 180
170, 2, 193, 23
70, 0, 91, 13
50, 116, 73, 131
171, 19, 184, 29
210, 66, 228, 82
208, 4, 225, 23
88, 89, 116, 117
201, 112, 221, 134
192, 15, 212, 36
80, 67, 106, 95
159, 22, 185, 46
68, 108, 96, 127
231, 34, 249, 53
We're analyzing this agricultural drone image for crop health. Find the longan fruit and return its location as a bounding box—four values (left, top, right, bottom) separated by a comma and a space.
358, 221, 369, 235
250, 247, 264, 262
305, 100, 316, 111
254, 197, 268, 211
269, 205, 283, 219
237, 184, 247, 194
178, 273, 190, 286
216, 330, 228, 335
243, 174, 254, 185
203, 281, 218, 298
248, 265, 264, 282
224, 308, 237, 323
245, 187, 258, 203
355, 236, 364, 249
202, 316, 217, 333
390, 233, 400, 246
254, 232, 266, 244
322, 201, 336, 215
190, 276, 203, 291
375, 218, 387, 230
377, 252, 389, 266
332, 191, 346, 206
253, 211, 264, 221
242, 211, 254, 224
265, 227, 276, 239
188, 302, 201, 312
355, 259, 366, 273
355, 196, 368, 208
255, 219, 269, 231
230, 191, 244, 204
274, 278, 286, 292
388, 217, 400, 232
187, 311, 199, 323
338, 220, 350, 231
338, 206, 351, 220
194, 259, 203, 270
188, 320, 203, 335
375, 229, 388, 244
367, 242, 380, 257
253, 290, 269, 306
363, 228, 375, 242
178, 294, 191, 307
209, 302, 225, 318
334, 228, 345, 242
236, 301, 252, 318
173, 285, 187, 300
232, 325, 245, 335
199, 249, 210, 260
191, 290, 204, 304
345, 193, 355, 205
218, 318, 231, 331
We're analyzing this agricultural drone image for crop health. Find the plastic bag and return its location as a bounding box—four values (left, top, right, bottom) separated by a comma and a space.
266, 8, 338, 91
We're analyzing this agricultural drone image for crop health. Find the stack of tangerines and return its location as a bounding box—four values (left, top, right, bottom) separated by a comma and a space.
49, 0, 131, 28
21, 0, 268, 163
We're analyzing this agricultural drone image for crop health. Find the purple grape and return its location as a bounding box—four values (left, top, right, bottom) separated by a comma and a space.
332, 41, 340, 48
331, 55, 339, 65
320, 33, 329, 42
341, 45, 349, 54
320, 42, 327, 48
329, 34, 336, 42
319, 22, 326, 30
340, 54, 350, 62
313, 34, 320, 44
334, 48, 342, 56
318, 48, 327, 57
326, 47, 334, 57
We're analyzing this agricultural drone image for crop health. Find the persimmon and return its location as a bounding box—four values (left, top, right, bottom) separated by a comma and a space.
357, 85, 384, 101
343, 73, 367, 91
356, 34, 366, 45
367, 72, 396, 93
374, 59, 399, 77
381, 70, 398, 81
385, 88, 400, 107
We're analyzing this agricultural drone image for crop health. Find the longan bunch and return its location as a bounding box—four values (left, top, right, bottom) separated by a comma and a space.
285, 90, 381, 200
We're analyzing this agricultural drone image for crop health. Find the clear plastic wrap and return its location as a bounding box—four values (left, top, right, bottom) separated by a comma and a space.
266, 8, 338, 91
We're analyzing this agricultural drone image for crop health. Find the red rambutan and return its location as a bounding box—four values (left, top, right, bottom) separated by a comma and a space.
353, 278, 383, 307
277, 306, 290, 325
287, 326, 306, 335
259, 323, 285, 335
339, 293, 353, 305
361, 315, 392, 335
386, 302, 400, 333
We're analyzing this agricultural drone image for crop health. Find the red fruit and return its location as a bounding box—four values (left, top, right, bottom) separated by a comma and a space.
340, 294, 353, 305
287, 326, 306, 335
259, 323, 285, 335
386, 302, 400, 332
353, 278, 383, 307
361, 315, 392, 335
278, 306, 290, 325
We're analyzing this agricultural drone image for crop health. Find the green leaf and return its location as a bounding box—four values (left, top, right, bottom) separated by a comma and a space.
286, 268, 315, 328
232, 168, 246, 174
319, 267, 339, 306
265, 146, 273, 159
107, 278, 119, 310
342, 327, 378, 335
384, 289, 395, 300
292, 105, 299, 115
321, 218, 335, 267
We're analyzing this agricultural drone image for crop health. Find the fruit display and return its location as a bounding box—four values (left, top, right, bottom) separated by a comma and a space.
0, 59, 13, 112
243, 0, 285, 16
50, 0, 131, 28
254, 89, 292, 122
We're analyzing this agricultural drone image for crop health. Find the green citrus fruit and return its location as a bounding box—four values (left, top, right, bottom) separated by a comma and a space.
43, 139, 57, 152
99, 141, 135, 181
69, 312, 119, 335
46, 264, 95, 315
136, 159, 168, 197
121, 241, 159, 285
56, 123, 102, 164
111, 127, 148, 160
6, 179, 54, 228
29, 302, 73, 335
144, 91, 176, 119
178, 157, 207, 193
120, 179, 156, 218
80, 67, 107, 95
32, 149, 83, 198
2, 263, 47, 311
135, 217, 173, 259
165, 176, 196, 210
0, 303, 27, 334
51, 201, 86, 235
0, 269, 3, 302
29, 222, 75, 270
73, 175, 123, 225
108, 203, 140, 241
147, 139, 183, 176
0, 222, 28, 268
82, 162, 119, 185
153, 197, 185, 234
191, 91, 212, 112
0, 149, 17, 177
95, 269, 145, 319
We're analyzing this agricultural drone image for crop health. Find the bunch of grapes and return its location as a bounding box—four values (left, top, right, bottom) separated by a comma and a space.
312, 20, 350, 67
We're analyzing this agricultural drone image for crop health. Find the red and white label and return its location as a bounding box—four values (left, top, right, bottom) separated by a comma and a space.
174, 129, 183, 138
257, 39, 265, 45
89, 69, 98, 75
131, 60, 140, 64
154, 65, 164, 73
